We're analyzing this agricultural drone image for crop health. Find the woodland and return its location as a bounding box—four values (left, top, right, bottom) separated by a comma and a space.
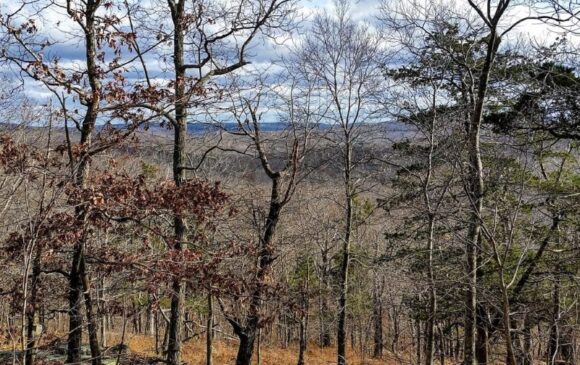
0, 0, 578, 365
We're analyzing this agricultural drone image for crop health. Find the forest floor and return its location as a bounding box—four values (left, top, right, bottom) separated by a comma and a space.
123, 333, 406, 365
0, 332, 410, 364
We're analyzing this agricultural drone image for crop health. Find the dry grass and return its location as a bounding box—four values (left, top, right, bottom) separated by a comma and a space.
120, 333, 403, 365
1, 332, 409, 364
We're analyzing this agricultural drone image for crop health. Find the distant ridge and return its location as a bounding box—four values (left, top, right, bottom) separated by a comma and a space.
143, 121, 413, 135
1, 121, 415, 137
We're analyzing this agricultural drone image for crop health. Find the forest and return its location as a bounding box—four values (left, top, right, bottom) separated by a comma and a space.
0, 0, 578, 364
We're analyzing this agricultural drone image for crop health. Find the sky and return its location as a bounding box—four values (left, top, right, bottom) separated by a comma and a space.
0, 0, 379, 102
0, 0, 575, 107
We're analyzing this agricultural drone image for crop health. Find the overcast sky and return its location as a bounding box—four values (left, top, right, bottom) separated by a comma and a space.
1, 0, 574, 104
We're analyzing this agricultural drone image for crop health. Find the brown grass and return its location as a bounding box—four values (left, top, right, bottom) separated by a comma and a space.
120, 333, 402, 365
1, 332, 407, 364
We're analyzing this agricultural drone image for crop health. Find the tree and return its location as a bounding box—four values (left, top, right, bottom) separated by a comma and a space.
216, 70, 319, 365
297, 2, 382, 363
129, 1, 296, 363
0, 1, 157, 362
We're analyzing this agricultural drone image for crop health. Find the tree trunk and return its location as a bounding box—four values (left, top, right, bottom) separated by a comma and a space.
464, 29, 499, 365
167, 278, 185, 365
548, 277, 561, 365
25, 247, 41, 365
372, 292, 383, 358
155, 310, 160, 355
337, 140, 353, 365
80, 252, 102, 365
455, 324, 461, 361
298, 261, 310, 365
166, 1, 187, 364
437, 325, 445, 365
67, 245, 84, 365
132, 301, 139, 334
416, 319, 422, 365
256, 329, 262, 365
66, 1, 102, 362
426, 215, 436, 365
523, 315, 533, 365
500, 286, 516, 365
424, 92, 438, 365
232, 177, 282, 365
100, 277, 107, 348
206, 292, 213, 365
319, 247, 331, 347
235, 332, 255, 365
297, 315, 306, 365
391, 307, 400, 354
476, 304, 488, 365
148, 301, 154, 336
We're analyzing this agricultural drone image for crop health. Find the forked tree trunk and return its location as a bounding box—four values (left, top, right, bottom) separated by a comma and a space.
231, 177, 283, 365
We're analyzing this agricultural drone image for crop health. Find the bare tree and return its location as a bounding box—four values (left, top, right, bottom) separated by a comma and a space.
215, 69, 321, 365
297, 2, 382, 363
130, 1, 297, 363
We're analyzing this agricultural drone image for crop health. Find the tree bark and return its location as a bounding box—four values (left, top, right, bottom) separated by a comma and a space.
67, 245, 84, 365
337, 139, 353, 365
548, 277, 561, 365
206, 292, 213, 365
523, 314, 533, 365
372, 292, 383, 358
66, 0, 103, 362
100, 276, 107, 348
437, 325, 445, 365
235, 331, 256, 365
426, 215, 436, 365
298, 261, 310, 365
25, 247, 41, 365
232, 177, 282, 365
80, 252, 102, 365
166, 1, 187, 364
463, 28, 499, 365
297, 315, 306, 365
499, 284, 516, 365
319, 246, 332, 347
416, 319, 422, 365
476, 304, 488, 365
